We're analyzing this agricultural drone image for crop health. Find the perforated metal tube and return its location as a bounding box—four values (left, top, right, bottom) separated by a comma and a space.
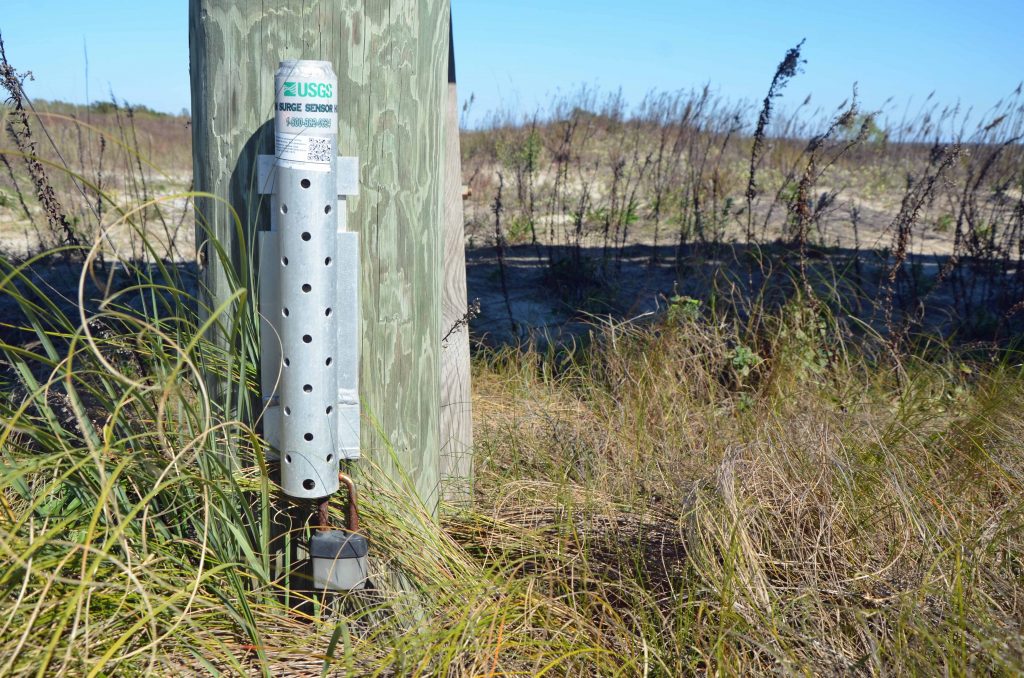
272, 59, 340, 499
258, 60, 361, 496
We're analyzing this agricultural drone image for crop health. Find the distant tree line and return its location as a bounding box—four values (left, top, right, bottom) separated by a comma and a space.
1, 98, 189, 118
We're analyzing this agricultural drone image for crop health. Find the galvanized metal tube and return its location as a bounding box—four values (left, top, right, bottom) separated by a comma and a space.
273, 59, 340, 499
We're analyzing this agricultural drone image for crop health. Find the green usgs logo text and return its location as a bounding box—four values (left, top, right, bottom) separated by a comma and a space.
282, 81, 334, 99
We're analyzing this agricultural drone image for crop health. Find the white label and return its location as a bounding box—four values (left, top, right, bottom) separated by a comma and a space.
274, 134, 333, 167
274, 76, 337, 170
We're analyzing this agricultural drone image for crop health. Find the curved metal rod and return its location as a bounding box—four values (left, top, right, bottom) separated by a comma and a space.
338, 472, 360, 532
318, 472, 361, 533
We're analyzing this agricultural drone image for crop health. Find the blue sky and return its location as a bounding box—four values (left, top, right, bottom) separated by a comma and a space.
2, 1, 1021, 127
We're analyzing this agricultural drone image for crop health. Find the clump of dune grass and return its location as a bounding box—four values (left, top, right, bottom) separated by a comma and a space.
0, 216, 641, 675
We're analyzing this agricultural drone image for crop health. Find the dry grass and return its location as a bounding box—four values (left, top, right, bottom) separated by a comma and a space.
471, 300, 1024, 674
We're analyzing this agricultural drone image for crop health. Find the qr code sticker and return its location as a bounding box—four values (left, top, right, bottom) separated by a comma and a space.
307, 138, 332, 163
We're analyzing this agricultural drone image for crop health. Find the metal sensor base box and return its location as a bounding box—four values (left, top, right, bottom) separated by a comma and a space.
310, 530, 369, 591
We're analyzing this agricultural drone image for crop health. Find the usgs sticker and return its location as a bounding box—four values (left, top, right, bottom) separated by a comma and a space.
274, 71, 338, 170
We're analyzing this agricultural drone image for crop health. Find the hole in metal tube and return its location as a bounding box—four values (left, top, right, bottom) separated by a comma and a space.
282, 256, 288, 266
300, 178, 311, 189
304, 384, 313, 393
304, 432, 314, 441
284, 357, 291, 367
325, 308, 332, 317
303, 479, 315, 490
324, 204, 332, 214
324, 257, 332, 266
325, 357, 332, 366
285, 454, 292, 463
303, 334, 312, 344
326, 406, 333, 415
326, 454, 333, 462
282, 307, 290, 317
301, 232, 311, 241
302, 284, 312, 293
284, 407, 291, 416
280, 204, 288, 214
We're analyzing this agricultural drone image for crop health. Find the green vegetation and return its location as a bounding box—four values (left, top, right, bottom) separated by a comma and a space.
11, 98, 186, 118
1, 248, 1021, 673
0, 39, 1022, 675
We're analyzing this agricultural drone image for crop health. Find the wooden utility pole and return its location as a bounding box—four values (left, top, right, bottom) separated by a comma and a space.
439, 14, 473, 505
190, 1, 449, 513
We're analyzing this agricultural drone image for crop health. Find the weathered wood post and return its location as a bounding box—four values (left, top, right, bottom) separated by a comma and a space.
439, 14, 474, 505
189, 1, 448, 514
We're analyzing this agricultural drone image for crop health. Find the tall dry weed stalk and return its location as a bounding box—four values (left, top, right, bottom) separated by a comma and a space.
491, 171, 515, 336
0, 33, 79, 252
745, 39, 805, 243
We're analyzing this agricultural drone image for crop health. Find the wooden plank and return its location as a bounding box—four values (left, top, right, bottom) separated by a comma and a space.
190, 1, 448, 514
439, 11, 474, 506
